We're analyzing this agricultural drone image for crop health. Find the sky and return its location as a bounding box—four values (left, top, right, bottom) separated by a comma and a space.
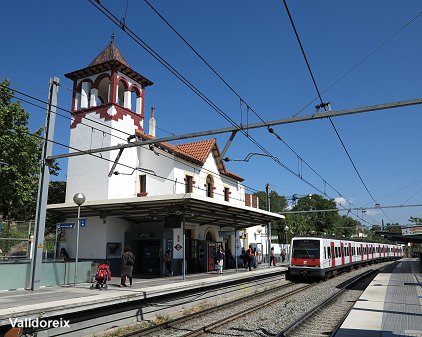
1, 1, 422, 228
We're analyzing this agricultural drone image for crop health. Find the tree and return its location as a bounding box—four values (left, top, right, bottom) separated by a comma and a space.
0, 80, 59, 221
409, 217, 422, 225
288, 194, 341, 235
253, 190, 288, 241
46, 181, 66, 234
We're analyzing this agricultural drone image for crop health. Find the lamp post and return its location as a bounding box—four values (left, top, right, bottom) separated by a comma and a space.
284, 225, 289, 245
256, 226, 263, 264
73, 193, 85, 286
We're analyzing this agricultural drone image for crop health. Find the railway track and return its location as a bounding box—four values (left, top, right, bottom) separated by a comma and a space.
119, 282, 315, 337
89, 261, 396, 337
277, 269, 379, 337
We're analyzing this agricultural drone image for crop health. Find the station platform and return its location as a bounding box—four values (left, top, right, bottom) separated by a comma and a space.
335, 257, 422, 337
0, 263, 287, 330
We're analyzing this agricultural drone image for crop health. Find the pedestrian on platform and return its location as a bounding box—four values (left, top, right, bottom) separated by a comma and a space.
281, 248, 286, 263
59, 247, 69, 261
163, 250, 173, 276
120, 245, 135, 287
216, 246, 225, 274
241, 248, 247, 268
246, 244, 253, 271
270, 247, 276, 266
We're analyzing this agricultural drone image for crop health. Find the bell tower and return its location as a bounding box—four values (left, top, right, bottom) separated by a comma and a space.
64, 36, 153, 202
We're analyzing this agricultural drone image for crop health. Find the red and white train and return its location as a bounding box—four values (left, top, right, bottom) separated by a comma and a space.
288, 237, 403, 278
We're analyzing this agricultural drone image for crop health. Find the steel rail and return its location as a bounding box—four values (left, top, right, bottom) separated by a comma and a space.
120, 282, 315, 337
276, 268, 379, 337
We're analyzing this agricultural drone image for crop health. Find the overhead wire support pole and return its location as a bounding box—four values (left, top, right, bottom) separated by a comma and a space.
29, 77, 59, 290
47, 97, 422, 161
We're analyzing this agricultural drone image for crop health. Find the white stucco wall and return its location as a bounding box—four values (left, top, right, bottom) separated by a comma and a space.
66, 115, 112, 202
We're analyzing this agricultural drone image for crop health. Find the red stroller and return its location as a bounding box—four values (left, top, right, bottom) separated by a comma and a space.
90, 262, 112, 289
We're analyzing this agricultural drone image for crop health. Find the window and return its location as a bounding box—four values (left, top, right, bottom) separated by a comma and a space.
291, 239, 320, 259
224, 187, 230, 201
185, 175, 193, 193
140, 175, 146, 193
205, 175, 214, 198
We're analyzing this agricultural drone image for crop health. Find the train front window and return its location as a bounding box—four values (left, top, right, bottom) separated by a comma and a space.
292, 239, 320, 259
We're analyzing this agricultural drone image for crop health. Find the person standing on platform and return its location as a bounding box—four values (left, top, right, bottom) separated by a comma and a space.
164, 250, 173, 276
246, 244, 253, 271
253, 247, 257, 268
120, 245, 135, 287
59, 247, 69, 261
281, 248, 286, 263
216, 246, 225, 274
270, 247, 276, 266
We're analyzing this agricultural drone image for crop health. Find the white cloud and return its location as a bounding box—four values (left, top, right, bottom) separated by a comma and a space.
334, 197, 347, 206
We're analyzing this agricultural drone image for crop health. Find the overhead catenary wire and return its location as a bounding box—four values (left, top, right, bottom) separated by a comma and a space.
142, 3, 378, 226
290, 8, 422, 119
83, 0, 382, 226
10, 85, 371, 224
59, 82, 177, 137
282, 0, 393, 224
3, 83, 261, 197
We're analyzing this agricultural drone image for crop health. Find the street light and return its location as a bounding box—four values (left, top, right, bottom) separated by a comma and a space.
284, 225, 289, 244
73, 193, 85, 286
256, 226, 263, 264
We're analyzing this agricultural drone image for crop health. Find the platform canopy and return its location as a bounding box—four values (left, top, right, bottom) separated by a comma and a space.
47, 193, 284, 229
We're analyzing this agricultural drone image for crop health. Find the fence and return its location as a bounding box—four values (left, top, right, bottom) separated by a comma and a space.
0, 220, 57, 261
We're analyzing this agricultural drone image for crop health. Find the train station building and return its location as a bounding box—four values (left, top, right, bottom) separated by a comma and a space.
48, 37, 284, 278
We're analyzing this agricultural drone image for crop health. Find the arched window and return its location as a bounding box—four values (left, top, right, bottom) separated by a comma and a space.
206, 175, 214, 198
97, 76, 110, 105
206, 232, 213, 241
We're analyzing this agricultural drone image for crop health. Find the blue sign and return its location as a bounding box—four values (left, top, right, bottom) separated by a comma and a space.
57, 222, 75, 229
80, 218, 87, 227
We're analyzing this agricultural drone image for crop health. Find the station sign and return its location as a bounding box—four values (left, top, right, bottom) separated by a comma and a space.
79, 218, 87, 227
57, 222, 75, 229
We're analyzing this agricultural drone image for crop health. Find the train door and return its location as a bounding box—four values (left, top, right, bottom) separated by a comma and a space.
371, 244, 374, 259
360, 244, 363, 261
330, 241, 335, 267
366, 244, 369, 260
340, 242, 345, 265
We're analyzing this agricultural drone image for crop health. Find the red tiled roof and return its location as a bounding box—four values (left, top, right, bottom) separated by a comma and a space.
135, 130, 244, 181
177, 139, 216, 163
89, 38, 129, 67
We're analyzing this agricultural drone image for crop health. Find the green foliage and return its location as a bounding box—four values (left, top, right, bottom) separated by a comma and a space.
0, 80, 60, 221
46, 181, 66, 234
254, 190, 287, 241
288, 194, 342, 235
409, 217, 422, 225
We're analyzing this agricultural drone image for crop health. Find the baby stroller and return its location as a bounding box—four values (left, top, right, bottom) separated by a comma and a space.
90, 262, 111, 289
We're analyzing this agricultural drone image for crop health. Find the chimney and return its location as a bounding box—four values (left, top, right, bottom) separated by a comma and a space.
149, 106, 156, 137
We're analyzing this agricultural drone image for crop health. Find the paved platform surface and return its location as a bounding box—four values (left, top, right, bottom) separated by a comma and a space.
0, 264, 286, 327
335, 258, 422, 337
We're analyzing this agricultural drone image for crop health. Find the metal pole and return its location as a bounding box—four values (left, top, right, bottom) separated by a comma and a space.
182, 210, 186, 281
48, 97, 422, 161
266, 183, 271, 267
74, 206, 81, 286
29, 77, 59, 290
54, 225, 58, 260
234, 216, 238, 273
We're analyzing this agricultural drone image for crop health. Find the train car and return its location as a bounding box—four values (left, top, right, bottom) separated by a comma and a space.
288, 237, 403, 279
